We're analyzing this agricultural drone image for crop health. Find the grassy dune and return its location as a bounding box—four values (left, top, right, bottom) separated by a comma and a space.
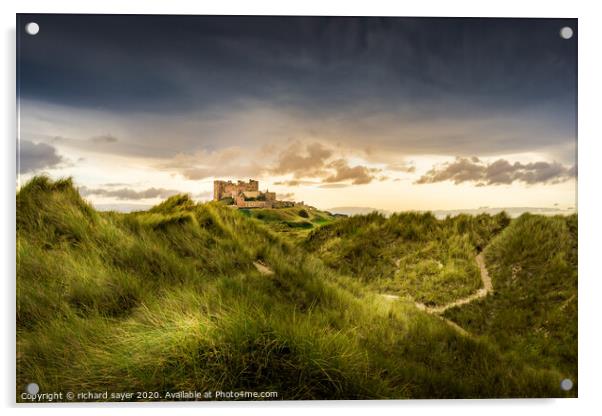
16, 177, 572, 400
238, 206, 338, 240
304, 211, 510, 306
444, 214, 578, 386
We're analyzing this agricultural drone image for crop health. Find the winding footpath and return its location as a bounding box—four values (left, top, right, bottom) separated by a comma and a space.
381, 252, 493, 336
254, 252, 493, 336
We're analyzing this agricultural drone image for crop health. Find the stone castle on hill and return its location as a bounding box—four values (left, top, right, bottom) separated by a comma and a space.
213, 179, 302, 209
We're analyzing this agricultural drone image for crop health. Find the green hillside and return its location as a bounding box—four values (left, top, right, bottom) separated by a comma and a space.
238, 206, 339, 240
444, 214, 578, 384
304, 211, 510, 306
16, 177, 572, 400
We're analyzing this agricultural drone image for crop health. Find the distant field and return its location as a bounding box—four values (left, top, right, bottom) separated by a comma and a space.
16, 176, 576, 400
238, 206, 339, 240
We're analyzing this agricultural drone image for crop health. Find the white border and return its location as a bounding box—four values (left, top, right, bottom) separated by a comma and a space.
2, 1, 600, 415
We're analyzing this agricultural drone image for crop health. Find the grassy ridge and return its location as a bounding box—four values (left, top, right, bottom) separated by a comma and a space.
238, 206, 338, 240
444, 214, 578, 384
16, 177, 570, 400
303, 211, 509, 306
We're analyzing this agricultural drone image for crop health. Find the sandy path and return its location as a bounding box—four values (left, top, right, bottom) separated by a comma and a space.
253, 261, 274, 275
380, 252, 493, 335
415, 252, 492, 314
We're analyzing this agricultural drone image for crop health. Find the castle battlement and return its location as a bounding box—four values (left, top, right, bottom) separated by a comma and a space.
213, 179, 258, 201
213, 179, 298, 209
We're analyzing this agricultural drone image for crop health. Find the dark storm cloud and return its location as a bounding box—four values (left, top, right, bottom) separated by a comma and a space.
18, 15, 577, 163
79, 186, 182, 200
416, 157, 576, 186
18, 140, 64, 173
18, 15, 576, 115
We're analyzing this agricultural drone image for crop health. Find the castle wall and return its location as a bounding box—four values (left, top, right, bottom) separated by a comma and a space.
214, 179, 259, 201
214, 179, 288, 209
237, 200, 274, 208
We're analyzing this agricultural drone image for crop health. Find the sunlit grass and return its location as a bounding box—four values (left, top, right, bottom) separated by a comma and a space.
304, 211, 509, 306
16, 176, 573, 400
444, 213, 577, 389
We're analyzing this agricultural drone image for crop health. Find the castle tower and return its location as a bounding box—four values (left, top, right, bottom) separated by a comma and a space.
213, 180, 223, 201
249, 179, 259, 191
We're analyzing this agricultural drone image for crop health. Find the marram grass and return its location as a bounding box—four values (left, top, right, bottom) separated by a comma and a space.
16, 176, 575, 400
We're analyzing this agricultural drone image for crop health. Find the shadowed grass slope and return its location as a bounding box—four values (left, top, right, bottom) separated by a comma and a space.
17, 177, 569, 400
444, 213, 577, 388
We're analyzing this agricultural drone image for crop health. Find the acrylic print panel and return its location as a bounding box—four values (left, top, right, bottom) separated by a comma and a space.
16, 14, 577, 402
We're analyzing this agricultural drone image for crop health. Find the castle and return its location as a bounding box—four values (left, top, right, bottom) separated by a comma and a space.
213, 179, 301, 209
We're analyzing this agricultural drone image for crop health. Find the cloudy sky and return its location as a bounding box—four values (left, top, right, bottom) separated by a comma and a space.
17, 14, 577, 212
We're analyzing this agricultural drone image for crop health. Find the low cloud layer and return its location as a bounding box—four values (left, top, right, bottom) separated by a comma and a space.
416, 157, 576, 186
323, 159, 379, 185
18, 140, 64, 173
270, 142, 380, 185
278, 192, 295, 200
193, 190, 213, 200
21, 99, 576, 172
90, 134, 118, 143
271, 142, 333, 178
158, 141, 381, 187
386, 162, 416, 173
79, 186, 182, 200
159, 147, 265, 181
273, 179, 317, 187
